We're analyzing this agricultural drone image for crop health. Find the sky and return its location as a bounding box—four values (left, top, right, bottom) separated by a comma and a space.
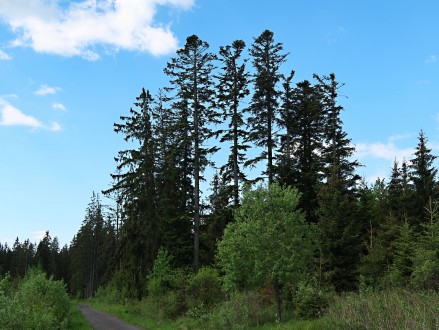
1, 0, 439, 247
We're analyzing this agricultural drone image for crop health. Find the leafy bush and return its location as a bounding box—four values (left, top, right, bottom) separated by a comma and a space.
205, 291, 268, 329
145, 249, 189, 318
292, 282, 333, 319
0, 268, 70, 330
186, 267, 223, 311
146, 248, 176, 297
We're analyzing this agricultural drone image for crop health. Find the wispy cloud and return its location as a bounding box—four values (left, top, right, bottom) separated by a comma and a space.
416, 79, 432, 85
0, 49, 11, 60
52, 102, 66, 111
50, 122, 62, 132
34, 84, 61, 96
32, 230, 47, 242
355, 139, 414, 162
0, 0, 195, 60
326, 26, 346, 45
426, 54, 437, 64
0, 98, 62, 131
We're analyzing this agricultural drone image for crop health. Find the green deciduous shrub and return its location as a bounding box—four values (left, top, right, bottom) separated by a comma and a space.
0, 268, 70, 330
186, 266, 223, 312
205, 291, 268, 330
291, 282, 334, 319
146, 249, 189, 319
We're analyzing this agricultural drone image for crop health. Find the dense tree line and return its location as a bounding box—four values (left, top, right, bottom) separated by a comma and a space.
1, 30, 439, 317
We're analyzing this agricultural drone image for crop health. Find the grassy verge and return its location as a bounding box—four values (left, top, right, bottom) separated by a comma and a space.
67, 302, 93, 330
88, 300, 329, 330
89, 301, 178, 329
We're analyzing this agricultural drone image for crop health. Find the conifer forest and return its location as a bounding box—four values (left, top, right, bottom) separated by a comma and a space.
3, 30, 439, 329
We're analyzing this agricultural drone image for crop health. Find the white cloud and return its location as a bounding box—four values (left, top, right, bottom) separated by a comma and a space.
34, 84, 61, 96
0, 98, 62, 131
52, 102, 66, 111
50, 121, 62, 132
0, 99, 43, 128
355, 141, 414, 162
32, 230, 47, 242
0, 0, 195, 60
0, 49, 11, 60
426, 55, 437, 64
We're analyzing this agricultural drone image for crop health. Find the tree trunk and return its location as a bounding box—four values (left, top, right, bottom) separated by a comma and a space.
273, 279, 282, 322
193, 51, 200, 272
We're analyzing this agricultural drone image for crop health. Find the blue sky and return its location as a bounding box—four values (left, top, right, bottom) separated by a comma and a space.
1, 0, 439, 246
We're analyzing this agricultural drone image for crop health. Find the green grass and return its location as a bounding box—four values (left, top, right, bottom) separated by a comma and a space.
88, 300, 330, 330
255, 318, 329, 330
89, 301, 179, 329
67, 302, 93, 330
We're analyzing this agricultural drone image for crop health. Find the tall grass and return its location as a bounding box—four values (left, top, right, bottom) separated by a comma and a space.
326, 288, 439, 329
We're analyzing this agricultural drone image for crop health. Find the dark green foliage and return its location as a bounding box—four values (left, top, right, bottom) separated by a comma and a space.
409, 130, 438, 227
153, 89, 193, 267
385, 220, 417, 286
247, 30, 288, 183
277, 77, 324, 223
314, 73, 360, 190
216, 39, 250, 207
10, 239, 35, 278
318, 178, 361, 292
200, 173, 233, 265
69, 193, 115, 298
410, 199, 439, 289
164, 35, 219, 271
35, 231, 53, 275
103, 89, 159, 298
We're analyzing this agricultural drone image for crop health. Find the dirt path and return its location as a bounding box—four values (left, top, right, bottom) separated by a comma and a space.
78, 304, 143, 330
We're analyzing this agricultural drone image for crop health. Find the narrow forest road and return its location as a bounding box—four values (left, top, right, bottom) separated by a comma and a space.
78, 304, 143, 330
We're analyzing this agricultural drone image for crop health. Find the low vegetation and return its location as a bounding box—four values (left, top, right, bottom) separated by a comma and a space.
0, 268, 70, 330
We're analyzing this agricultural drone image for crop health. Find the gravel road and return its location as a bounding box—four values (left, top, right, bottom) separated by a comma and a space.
78, 304, 143, 330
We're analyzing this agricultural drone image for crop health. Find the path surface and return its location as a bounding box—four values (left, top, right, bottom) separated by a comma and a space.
78, 304, 143, 330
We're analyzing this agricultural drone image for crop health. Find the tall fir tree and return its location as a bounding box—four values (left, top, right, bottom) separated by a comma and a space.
314, 73, 360, 188
164, 35, 219, 271
276, 77, 324, 222
153, 89, 192, 266
409, 130, 438, 227
216, 39, 250, 208
247, 30, 288, 183
69, 193, 115, 297
313, 74, 361, 291
103, 89, 158, 298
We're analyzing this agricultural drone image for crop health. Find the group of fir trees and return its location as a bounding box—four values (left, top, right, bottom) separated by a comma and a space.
100, 29, 365, 297
2, 29, 439, 301
359, 131, 439, 289
0, 232, 68, 284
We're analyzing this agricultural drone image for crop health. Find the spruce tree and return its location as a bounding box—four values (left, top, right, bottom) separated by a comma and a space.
104, 89, 158, 297
409, 130, 438, 227
154, 89, 192, 266
216, 39, 250, 207
247, 30, 288, 183
313, 74, 361, 291
314, 73, 360, 188
164, 35, 218, 271
277, 77, 324, 222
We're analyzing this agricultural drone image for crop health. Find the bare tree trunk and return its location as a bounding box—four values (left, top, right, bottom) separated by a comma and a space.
273, 279, 282, 322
